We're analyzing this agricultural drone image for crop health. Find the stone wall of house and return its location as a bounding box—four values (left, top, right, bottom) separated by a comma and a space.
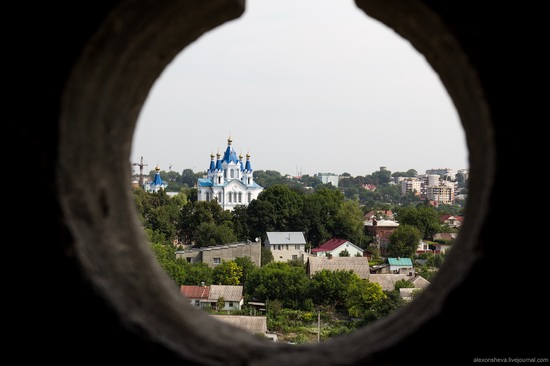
177, 242, 261, 268
202, 242, 261, 267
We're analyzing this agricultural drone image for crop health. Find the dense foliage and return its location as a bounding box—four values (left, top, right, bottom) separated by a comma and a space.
134, 166, 462, 343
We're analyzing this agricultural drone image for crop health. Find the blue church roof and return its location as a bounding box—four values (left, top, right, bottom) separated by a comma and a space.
198, 178, 213, 187
222, 139, 239, 164
151, 171, 164, 186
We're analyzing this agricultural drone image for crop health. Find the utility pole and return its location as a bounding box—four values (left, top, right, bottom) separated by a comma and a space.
317, 310, 321, 342
132, 156, 148, 188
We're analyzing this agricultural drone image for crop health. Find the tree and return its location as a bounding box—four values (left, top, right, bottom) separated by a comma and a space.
332, 200, 366, 245
304, 188, 345, 246
255, 185, 306, 231
245, 262, 309, 309
261, 246, 274, 267
253, 170, 287, 188
146, 204, 180, 242
185, 262, 213, 286
180, 168, 199, 188
212, 260, 242, 285
387, 224, 421, 258
194, 221, 237, 247
339, 249, 350, 257
149, 240, 187, 286
179, 200, 234, 244
346, 280, 386, 319
394, 279, 414, 290
395, 205, 442, 239
309, 270, 359, 308
216, 296, 225, 311
361, 289, 405, 323
246, 199, 277, 241
234, 256, 256, 286
231, 205, 249, 241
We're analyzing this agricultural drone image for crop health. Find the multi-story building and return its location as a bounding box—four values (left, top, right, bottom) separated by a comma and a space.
426, 184, 455, 204
265, 232, 308, 262
197, 136, 263, 211
425, 174, 440, 187
426, 168, 455, 180
401, 178, 422, 196
318, 173, 340, 187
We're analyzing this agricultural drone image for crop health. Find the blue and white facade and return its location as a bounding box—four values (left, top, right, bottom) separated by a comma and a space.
144, 165, 168, 193
197, 137, 263, 211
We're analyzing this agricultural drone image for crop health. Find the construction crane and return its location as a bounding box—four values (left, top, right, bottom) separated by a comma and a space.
132, 156, 148, 188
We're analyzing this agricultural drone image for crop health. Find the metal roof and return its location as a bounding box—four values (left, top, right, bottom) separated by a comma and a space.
266, 232, 306, 245
211, 315, 267, 335
388, 257, 414, 266
307, 257, 370, 279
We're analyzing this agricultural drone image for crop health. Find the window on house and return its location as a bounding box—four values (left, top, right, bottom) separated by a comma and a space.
295, 245, 300, 250
213, 258, 221, 264
247, 193, 252, 202
205, 192, 210, 202
238, 192, 242, 202
229, 302, 234, 307
186, 258, 192, 263
292, 255, 297, 260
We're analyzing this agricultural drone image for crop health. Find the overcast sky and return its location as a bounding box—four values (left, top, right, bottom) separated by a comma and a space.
131, 0, 468, 178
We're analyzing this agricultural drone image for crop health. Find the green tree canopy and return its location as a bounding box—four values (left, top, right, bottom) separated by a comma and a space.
245, 262, 309, 309
309, 270, 360, 308
212, 260, 242, 285
233, 256, 257, 286
387, 224, 422, 258
346, 280, 386, 319
395, 205, 442, 239
194, 221, 237, 247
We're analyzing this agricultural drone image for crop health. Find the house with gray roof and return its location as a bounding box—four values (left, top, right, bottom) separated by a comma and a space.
369, 274, 430, 293
265, 232, 308, 262
306, 256, 370, 279
211, 315, 267, 335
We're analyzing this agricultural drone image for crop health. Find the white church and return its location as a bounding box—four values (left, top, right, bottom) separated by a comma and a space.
197, 136, 264, 211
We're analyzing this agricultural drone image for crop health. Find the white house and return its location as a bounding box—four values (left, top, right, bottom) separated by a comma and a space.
311, 238, 364, 258
265, 232, 308, 262
387, 257, 414, 274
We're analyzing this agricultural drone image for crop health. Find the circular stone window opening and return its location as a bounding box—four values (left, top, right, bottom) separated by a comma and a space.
58, 1, 493, 365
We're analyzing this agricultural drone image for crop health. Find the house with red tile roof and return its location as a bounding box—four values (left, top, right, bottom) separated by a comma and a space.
439, 214, 464, 228
311, 238, 364, 258
180, 285, 210, 308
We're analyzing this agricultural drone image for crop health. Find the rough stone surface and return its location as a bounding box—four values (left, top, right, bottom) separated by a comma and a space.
10, 0, 543, 364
